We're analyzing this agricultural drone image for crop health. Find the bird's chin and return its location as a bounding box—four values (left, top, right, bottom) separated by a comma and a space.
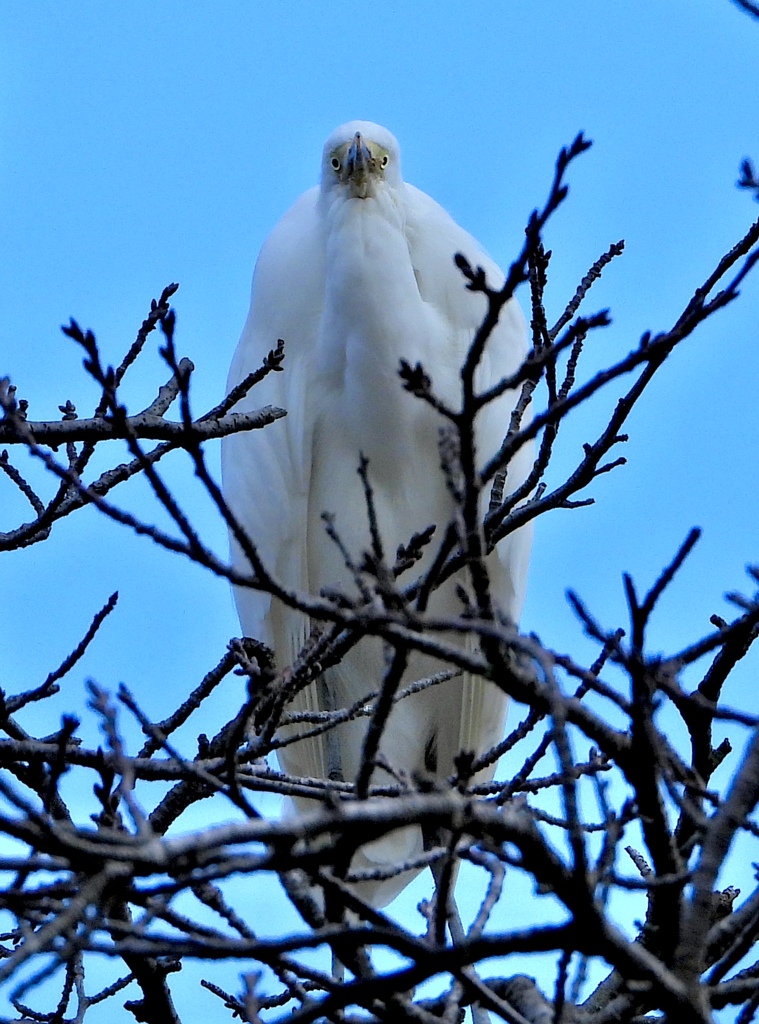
347, 175, 379, 200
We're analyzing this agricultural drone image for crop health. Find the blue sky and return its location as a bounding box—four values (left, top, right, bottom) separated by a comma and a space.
1, 2, 758, 1020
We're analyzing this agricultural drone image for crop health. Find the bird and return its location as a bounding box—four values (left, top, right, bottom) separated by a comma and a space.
222, 121, 533, 907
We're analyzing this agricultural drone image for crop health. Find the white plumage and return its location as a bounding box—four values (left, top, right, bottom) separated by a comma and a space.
223, 121, 532, 906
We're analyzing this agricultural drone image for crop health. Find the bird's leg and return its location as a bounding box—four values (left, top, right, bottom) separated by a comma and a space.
424, 731, 491, 1020
317, 673, 348, 986
428, 858, 492, 1024
429, 849, 459, 943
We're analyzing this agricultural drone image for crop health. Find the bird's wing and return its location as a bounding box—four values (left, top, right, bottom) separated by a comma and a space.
403, 183, 532, 772
222, 186, 329, 781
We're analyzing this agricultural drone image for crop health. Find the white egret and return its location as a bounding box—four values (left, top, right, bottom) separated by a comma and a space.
222, 121, 532, 907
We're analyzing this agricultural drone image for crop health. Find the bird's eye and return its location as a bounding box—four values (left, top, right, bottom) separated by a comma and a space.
331, 156, 341, 172
381, 155, 389, 168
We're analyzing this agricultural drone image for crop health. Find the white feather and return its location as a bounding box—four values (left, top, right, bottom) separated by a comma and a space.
222, 121, 532, 906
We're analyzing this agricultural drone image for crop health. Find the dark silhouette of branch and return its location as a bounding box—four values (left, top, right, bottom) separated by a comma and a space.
733, 0, 759, 19
1, 136, 759, 1024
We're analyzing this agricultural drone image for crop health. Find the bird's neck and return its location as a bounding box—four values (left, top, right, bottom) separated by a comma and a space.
313, 192, 438, 473
317, 192, 435, 390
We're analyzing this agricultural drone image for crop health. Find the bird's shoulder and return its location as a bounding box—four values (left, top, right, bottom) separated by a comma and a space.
402, 183, 504, 331
240, 187, 326, 358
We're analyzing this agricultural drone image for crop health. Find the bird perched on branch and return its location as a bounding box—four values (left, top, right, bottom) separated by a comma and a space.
223, 120, 532, 906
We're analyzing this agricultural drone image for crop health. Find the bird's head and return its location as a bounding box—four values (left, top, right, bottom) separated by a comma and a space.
320, 121, 402, 199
